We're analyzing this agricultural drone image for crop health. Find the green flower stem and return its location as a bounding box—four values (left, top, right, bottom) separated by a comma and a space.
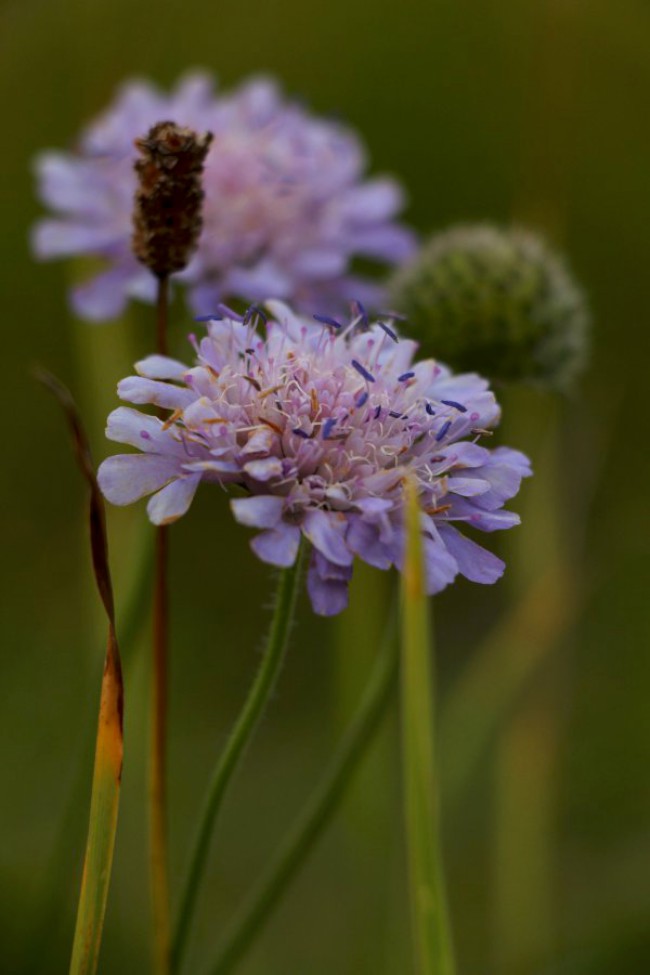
205, 609, 398, 975
202, 562, 575, 975
171, 548, 304, 975
400, 479, 454, 975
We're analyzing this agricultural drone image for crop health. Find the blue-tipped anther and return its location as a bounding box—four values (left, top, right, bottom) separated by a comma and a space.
216, 303, 244, 322
374, 405, 382, 419
355, 390, 369, 408
194, 313, 222, 322
425, 402, 436, 416
436, 419, 453, 442
293, 427, 310, 439
388, 410, 403, 419
244, 303, 268, 325
398, 371, 415, 382
351, 359, 376, 383
378, 321, 398, 342
352, 299, 369, 327
441, 399, 467, 412
313, 313, 342, 330
322, 417, 337, 439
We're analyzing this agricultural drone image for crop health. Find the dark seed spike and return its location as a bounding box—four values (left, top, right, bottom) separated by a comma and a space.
132, 121, 212, 277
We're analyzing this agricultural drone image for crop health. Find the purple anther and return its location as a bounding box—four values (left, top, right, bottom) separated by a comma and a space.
425, 402, 436, 416
244, 303, 268, 324
398, 371, 415, 382
374, 405, 382, 419
378, 321, 398, 342
351, 299, 369, 326
355, 390, 369, 408
441, 399, 468, 413
293, 428, 310, 439
351, 360, 376, 383
313, 313, 342, 330
322, 417, 337, 439
216, 303, 244, 321
436, 420, 452, 442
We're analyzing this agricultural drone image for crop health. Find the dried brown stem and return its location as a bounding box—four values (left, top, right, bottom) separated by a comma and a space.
150, 275, 171, 975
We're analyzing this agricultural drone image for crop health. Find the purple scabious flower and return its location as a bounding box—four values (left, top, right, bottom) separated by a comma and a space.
98, 302, 531, 615
31, 72, 416, 322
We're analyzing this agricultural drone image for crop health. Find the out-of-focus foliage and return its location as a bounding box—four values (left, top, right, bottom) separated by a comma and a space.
1, 1, 649, 973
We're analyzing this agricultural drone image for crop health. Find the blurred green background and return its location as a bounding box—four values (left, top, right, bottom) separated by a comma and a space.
1, 0, 649, 972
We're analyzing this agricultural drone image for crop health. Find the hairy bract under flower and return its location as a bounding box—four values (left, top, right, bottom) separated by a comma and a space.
98, 302, 531, 615
31, 72, 416, 322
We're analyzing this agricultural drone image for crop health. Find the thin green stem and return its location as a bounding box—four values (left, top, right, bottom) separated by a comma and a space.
400, 479, 454, 975
171, 548, 304, 975
205, 610, 398, 975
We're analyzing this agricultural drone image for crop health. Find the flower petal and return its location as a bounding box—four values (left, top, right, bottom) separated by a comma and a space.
307, 552, 352, 616
447, 498, 521, 532
446, 477, 492, 498
346, 516, 393, 570
117, 376, 195, 410
230, 495, 285, 529
72, 267, 133, 321
98, 454, 179, 505
302, 509, 353, 567
243, 457, 283, 481
438, 524, 505, 584
105, 407, 185, 455
422, 534, 459, 594
146, 473, 201, 524
135, 355, 190, 381
250, 524, 301, 567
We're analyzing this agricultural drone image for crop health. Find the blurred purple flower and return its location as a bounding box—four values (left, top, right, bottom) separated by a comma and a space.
31, 72, 416, 322
98, 302, 531, 615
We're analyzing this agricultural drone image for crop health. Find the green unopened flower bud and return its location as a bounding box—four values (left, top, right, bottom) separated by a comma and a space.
389, 224, 589, 389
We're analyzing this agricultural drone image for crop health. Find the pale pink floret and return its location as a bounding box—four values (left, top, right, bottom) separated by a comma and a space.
32, 73, 416, 322
98, 302, 531, 615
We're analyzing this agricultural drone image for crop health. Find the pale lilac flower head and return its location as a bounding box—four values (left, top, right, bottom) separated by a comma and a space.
98, 301, 531, 615
32, 72, 416, 322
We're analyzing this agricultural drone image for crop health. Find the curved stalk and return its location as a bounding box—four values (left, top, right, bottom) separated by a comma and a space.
205, 611, 398, 975
171, 549, 304, 974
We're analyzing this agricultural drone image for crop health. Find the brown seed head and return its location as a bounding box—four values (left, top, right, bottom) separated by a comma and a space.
132, 121, 213, 278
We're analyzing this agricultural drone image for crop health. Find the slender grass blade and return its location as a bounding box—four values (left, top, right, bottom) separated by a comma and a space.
37, 369, 124, 975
